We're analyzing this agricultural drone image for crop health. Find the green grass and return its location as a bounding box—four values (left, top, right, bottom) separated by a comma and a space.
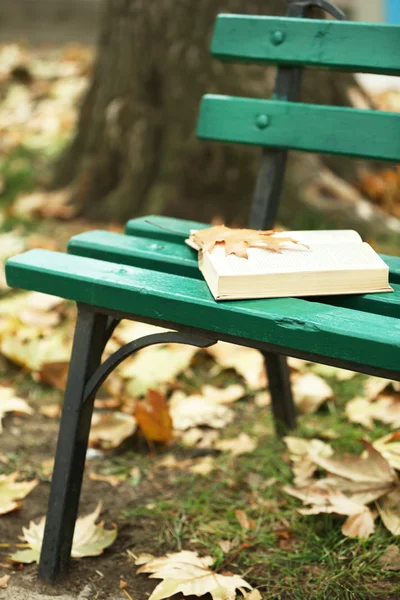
116, 372, 400, 599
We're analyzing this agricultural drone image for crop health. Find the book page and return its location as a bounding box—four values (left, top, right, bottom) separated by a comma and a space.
207, 242, 388, 277
273, 230, 362, 246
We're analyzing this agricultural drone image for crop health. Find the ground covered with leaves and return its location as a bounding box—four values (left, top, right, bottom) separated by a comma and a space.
0, 42, 399, 600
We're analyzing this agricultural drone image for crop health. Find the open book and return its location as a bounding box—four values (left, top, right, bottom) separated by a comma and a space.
194, 230, 393, 301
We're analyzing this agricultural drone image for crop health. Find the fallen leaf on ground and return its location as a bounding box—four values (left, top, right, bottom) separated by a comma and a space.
285, 482, 376, 538
39, 403, 62, 418
312, 364, 355, 381
284, 436, 333, 486
243, 590, 262, 600
0, 387, 33, 432
0, 330, 71, 375
207, 342, 266, 390
218, 540, 234, 554
9, 502, 117, 563
0, 574, 10, 588
293, 373, 333, 413
346, 395, 400, 429
0, 473, 38, 515
188, 225, 305, 258
179, 428, 220, 448
373, 432, 400, 471
311, 440, 395, 487
122, 344, 198, 396
88, 472, 121, 487
285, 440, 399, 538
378, 545, 400, 571
200, 384, 245, 405
254, 391, 271, 407
170, 390, 234, 430
89, 412, 137, 448
17, 292, 64, 328
215, 433, 256, 456
235, 509, 255, 531
135, 550, 253, 600
12, 188, 77, 220
377, 489, 400, 535
135, 389, 173, 443
36, 360, 69, 390
190, 456, 216, 476
341, 508, 376, 538
364, 377, 394, 400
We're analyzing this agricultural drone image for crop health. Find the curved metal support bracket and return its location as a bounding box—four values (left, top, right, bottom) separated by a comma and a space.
83, 331, 216, 405
288, 0, 345, 20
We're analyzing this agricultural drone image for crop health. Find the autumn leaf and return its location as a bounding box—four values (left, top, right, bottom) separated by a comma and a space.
283, 436, 334, 486
377, 489, 400, 535
346, 395, 400, 430
0, 387, 33, 432
187, 225, 306, 258
9, 502, 117, 563
134, 550, 253, 600
169, 390, 234, 430
207, 342, 266, 390
215, 433, 257, 456
121, 344, 198, 397
379, 545, 400, 571
293, 373, 333, 414
0, 473, 38, 515
373, 432, 400, 471
310, 440, 396, 486
285, 440, 399, 538
135, 389, 173, 443
89, 411, 137, 448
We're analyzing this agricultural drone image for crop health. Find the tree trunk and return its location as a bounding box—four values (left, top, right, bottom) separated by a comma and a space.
55, 0, 371, 227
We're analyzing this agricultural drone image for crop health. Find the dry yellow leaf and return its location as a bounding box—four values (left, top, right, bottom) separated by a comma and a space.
293, 373, 333, 414
169, 390, 234, 430
215, 433, 256, 456
0, 387, 33, 432
89, 411, 137, 449
135, 550, 253, 600
88, 472, 121, 487
9, 502, 117, 563
377, 489, 400, 536
188, 225, 305, 258
207, 342, 266, 390
0, 473, 38, 515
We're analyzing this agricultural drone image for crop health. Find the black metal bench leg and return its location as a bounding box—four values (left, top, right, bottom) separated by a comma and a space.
263, 352, 297, 436
38, 305, 108, 583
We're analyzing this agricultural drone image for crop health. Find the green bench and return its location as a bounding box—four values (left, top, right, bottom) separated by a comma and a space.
5, 0, 400, 583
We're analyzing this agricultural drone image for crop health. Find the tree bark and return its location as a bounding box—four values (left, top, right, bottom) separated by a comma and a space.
55, 0, 372, 227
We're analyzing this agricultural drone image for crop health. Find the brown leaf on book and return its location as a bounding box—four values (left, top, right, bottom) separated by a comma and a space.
188, 225, 305, 258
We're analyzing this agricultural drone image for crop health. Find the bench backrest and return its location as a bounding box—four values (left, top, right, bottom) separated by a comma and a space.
196, 13, 400, 227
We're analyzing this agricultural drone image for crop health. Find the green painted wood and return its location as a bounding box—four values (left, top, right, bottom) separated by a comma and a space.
68, 229, 400, 319
212, 16, 400, 75
197, 96, 400, 162
126, 215, 400, 284
381, 254, 400, 284
125, 215, 208, 243
5, 250, 400, 373
68, 230, 201, 279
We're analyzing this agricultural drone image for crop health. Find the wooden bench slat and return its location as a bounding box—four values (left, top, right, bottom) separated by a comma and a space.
68, 229, 400, 319
6, 250, 400, 374
197, 96, 400, 162
125, 215, 400, 284
212, 15, 400, 75
125, 215, 208, 243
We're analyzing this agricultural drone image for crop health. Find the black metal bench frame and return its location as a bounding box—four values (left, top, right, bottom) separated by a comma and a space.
34, 0, 397, 584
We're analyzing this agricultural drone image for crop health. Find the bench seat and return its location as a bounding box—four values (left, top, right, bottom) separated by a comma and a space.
67, 217, 400, 320
6, 245, 400, 379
